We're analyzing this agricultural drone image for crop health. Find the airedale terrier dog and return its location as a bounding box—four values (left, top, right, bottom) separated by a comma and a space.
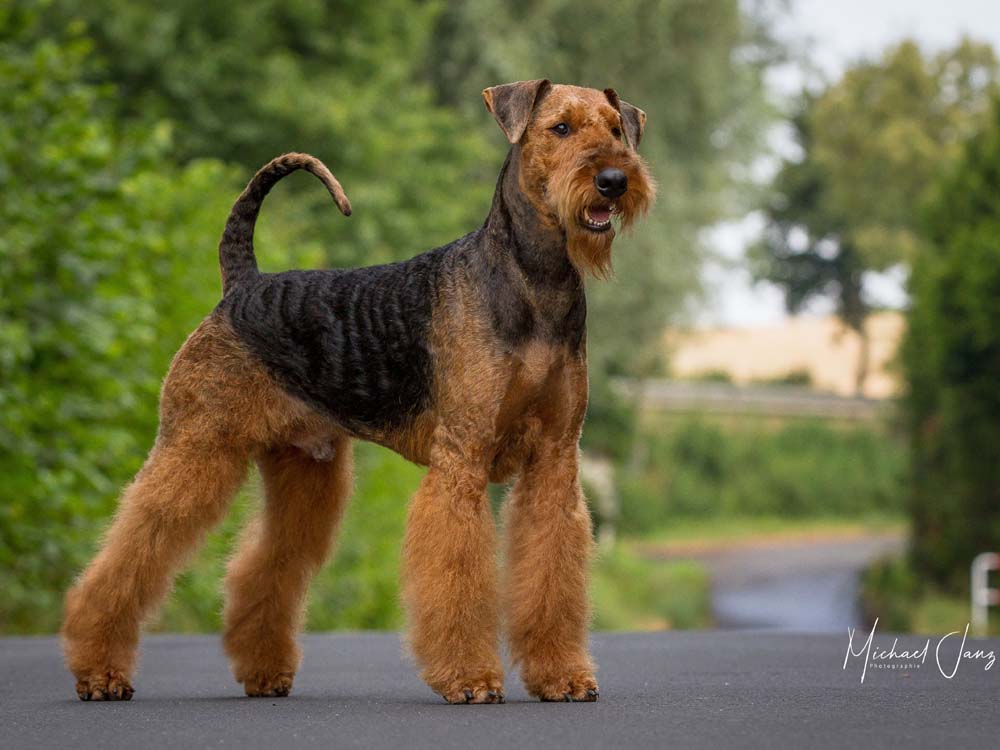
61, 79, 654, 704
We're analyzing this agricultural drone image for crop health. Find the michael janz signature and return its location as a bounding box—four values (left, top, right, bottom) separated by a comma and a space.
843, 618, 996, 683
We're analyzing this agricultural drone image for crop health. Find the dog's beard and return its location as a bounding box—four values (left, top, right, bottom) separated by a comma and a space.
549, 165, 614, 278
566, 224, 615, 279
549, 161, 654, 280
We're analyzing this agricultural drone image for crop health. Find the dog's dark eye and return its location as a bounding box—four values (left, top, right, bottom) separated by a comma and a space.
551, 123, 571, 137
612, 126, 622, 139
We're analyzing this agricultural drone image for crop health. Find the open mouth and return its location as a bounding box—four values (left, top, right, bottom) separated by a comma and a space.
583, 203, 616, 232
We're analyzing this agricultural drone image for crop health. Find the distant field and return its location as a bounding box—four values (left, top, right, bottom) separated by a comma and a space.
665, 311, 904, 399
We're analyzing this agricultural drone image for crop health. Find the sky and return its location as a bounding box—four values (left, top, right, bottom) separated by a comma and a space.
699, 0, 1000, 328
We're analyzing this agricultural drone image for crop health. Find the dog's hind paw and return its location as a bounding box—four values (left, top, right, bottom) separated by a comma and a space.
76, 670, 134, 702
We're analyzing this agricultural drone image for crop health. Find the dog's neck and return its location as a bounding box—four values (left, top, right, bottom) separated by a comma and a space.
476, 148, 587, 351
484, 148, 581, 290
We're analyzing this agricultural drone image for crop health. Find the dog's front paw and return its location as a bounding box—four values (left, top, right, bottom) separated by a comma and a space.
75, 669, 134, 701
526, 668, 598, 702
436, 670, 505, 704
241, 671, 295, 698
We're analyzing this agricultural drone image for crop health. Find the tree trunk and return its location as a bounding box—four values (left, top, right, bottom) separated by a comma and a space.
854, 322, 871, 397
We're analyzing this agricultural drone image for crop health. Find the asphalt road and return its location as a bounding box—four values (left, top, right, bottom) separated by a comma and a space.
3, 631, 997, 749
707, 534, 906, 630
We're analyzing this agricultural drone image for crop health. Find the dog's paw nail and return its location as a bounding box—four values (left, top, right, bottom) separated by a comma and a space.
80, 692, 91, 702
586, 688, 598, 700
564, 692, 573, 702
463, 689, 474, 702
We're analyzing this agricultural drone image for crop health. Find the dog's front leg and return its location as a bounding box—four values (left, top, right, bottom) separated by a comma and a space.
503, 440, 598, 701
502, 361, 598, 702
402, 428, 504, 704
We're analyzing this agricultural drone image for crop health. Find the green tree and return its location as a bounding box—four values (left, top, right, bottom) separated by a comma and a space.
902, 101, 1000, 587
755, 40, 999, 393
0, 7, 239, 630
41, 0, 496, 270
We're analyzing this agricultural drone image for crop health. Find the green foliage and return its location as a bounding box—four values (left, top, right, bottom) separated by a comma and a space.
578, 376, 637, 462
902, 102, 1000, 587
0, 12, 235, 631
0, 5, 391, 631
859, 556, 921, 632
619, 418, 906, 531
591, 549, 710, 631
34, 0, 786, 455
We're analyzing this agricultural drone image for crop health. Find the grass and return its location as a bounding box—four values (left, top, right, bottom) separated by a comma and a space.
629, 514, 905, 552
910, 592, 994, 635
886, 590, 1000, 637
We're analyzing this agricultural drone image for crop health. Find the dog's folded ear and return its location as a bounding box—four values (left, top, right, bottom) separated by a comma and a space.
603, 88, 647, 150
482, 79, 552, 144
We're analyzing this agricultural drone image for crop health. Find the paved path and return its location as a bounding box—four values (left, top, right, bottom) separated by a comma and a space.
645, 532, 905, 630
708, 534, 905, 630
3, 631, 997, 749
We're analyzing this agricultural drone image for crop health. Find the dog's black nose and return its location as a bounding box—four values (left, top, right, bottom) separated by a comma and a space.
595, 168, 628, 199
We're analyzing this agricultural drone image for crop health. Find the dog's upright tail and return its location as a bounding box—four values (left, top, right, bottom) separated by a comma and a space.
218, 152, 352, 294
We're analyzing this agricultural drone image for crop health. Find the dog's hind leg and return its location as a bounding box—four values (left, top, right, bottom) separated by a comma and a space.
61, 437, 249, 701
60, 315, 306, 701
222, 439, 353, 697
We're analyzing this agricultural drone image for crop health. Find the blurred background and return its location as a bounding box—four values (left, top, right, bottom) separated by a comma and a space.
2, 0, 998, 636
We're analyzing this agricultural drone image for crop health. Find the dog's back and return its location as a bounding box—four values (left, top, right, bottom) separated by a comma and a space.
214, 153, 494, 436
218, 250, 447, 434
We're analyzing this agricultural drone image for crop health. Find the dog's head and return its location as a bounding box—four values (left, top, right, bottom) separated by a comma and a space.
483, 80, 655, 278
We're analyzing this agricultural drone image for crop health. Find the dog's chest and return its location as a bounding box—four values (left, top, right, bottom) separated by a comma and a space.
497, 341, 565, 422
513, 341, 561, 388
